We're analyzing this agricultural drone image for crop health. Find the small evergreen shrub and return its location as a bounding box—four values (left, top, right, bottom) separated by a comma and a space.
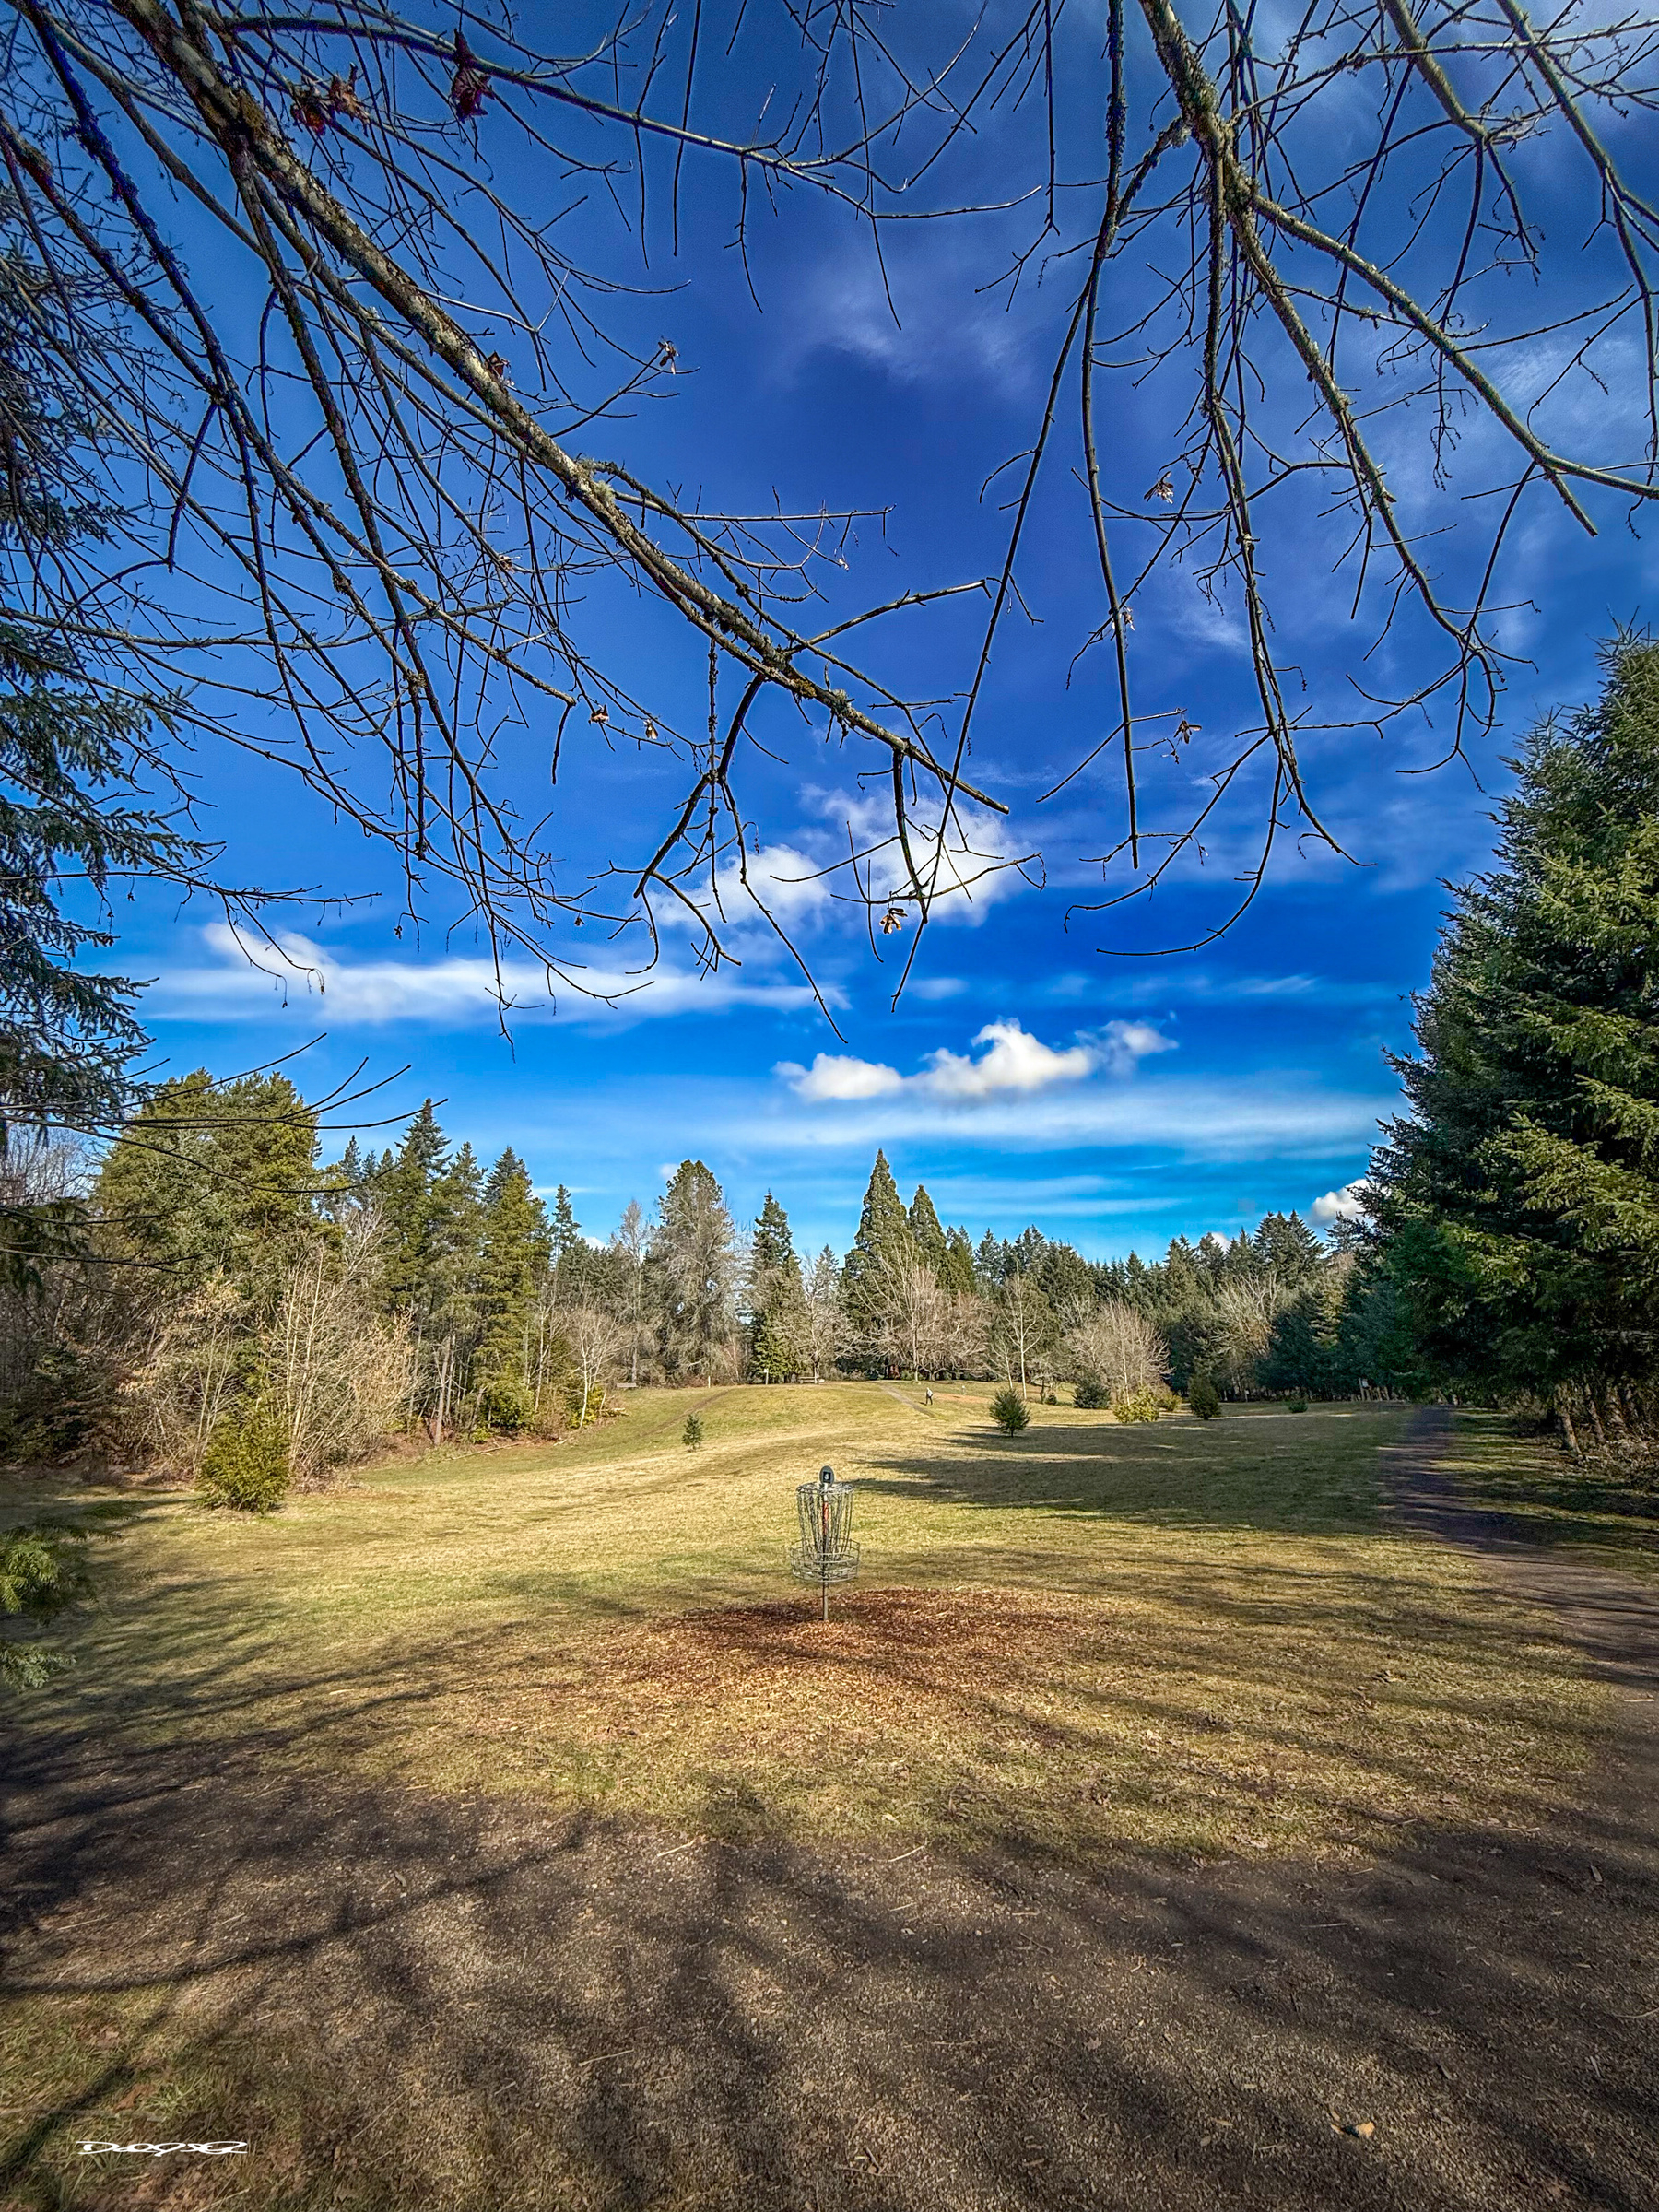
475, 1376, 535, 1435
1072, 1375, 1108, 1409
990, 1386, 1030, 1433
682, 1410, 704, 1449
1, 1523, 98, 1688
1111, 1387, 1162, 1424
1288, 1396, 1310, 1414
1187, 1374, 1220, 1420
198, 1403, 291, 1513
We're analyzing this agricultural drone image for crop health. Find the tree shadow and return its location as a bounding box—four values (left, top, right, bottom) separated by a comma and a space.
857, 1405, 1405, 1537
3, 1700, 1655, 2212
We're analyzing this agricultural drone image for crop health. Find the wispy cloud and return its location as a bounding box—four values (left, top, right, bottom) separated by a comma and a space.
156, 924, 829, 1028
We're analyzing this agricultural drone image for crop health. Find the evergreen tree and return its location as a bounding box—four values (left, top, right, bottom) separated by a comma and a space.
474, 1148, 550, 1383
1253, 1211, 1324, 1284
1035, 1240, 1093, 1320
653, 1160, 737, 1381
375, 1100, 448, 1312
974, 1228, 1006, 1288
842, 1151, 916, 1325
97, 1069, 322, 1308
548, 1183, 584, 1300
907, 1185, 949, 1277
749, 1192, 809, 1379
1373, 639, 1659, 1426
941, 1226, 978, 1298
0, 245, 205, 1275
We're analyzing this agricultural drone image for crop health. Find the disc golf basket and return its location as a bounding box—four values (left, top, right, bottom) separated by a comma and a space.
790, 1464, 860, 1621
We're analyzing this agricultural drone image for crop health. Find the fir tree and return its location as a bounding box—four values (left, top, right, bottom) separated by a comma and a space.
548, 1183, 584, 1300
974, 1228, 1006, 1288
941, 1227, 978, 1298
908, 1184, 949, 1277
842, 1151, 916, 1325
749, 1191, 809, 1379
1373, 638, 1659, 1427
375, 1100, 448, 1312
475, 1148, 550, 1383
653, 1160, 737, 1381
0, 248, 206, 1276
1253, 1211, 1324, 1284
97, 1069, 321, 1309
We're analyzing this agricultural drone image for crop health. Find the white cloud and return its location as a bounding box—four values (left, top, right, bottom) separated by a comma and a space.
156, 924, 829, 1028
778, 1016, 1170, 1111
778, 1053, 905, 1102
923, 1019, 1096, 1100
1094, 1019, 1180, 1077
1312, 1180, 1371, 1224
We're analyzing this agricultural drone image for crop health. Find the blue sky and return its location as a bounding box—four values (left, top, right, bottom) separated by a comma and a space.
76, 8, 1659, 1262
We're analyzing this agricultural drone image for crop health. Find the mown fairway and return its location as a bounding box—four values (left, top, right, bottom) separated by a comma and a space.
5, 1390, 1649, 2212
3, 1389, 1602, 1862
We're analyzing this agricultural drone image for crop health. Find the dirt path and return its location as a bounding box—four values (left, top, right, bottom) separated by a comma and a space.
4, 1411, 1657, 2211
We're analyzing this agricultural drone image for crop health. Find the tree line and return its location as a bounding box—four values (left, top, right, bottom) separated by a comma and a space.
0, 1075, 1410, 1496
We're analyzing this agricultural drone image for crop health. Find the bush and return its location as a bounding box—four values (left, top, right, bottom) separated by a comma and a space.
990, 1386, 1030, 1433
475, 1375, 535, 1435
1288, 1396, 1310, 1414
566, 1382, 607, 1428
682, 1410, 704, 1449
198, 1402, 291, 1513
1187, 1374, 1220, 1420
1111, 1387, 1162, 1424
1, 1522, 98, 1688
1072, 1375, 1108, 1409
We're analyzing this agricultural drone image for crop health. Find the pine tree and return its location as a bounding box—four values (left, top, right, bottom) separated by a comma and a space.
842, 1151, 916, 1326
974, 1228, 1006, 1288
1373, 639, 1659, 1428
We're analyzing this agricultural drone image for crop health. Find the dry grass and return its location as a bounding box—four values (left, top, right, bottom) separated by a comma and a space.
1438, 1411, 1659, 1577
4, 1386, 1607, 1865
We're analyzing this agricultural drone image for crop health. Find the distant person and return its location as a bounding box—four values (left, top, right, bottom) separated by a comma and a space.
925, 1388, 935, 1405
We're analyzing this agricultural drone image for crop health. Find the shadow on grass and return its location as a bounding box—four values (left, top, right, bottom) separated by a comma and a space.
859, 1405, 1407, 1537
3, 1687, 1656, 2212
1439, 1416, 1659, 1572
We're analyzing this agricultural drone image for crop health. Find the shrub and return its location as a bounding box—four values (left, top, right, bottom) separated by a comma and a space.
1111, 1386, 1162, 1424
1072, 1374, 1108, 1410
1, 1523, 98, 1688
566, 1382, 607, 1428
198, 1402, 291, 1513
990, 1385, 1030, 1433
682, 1410, 704, 1449
1187, 1373, 1221, 1421
475, 1375, 535, 1435
1288, 1396, 1310, 1414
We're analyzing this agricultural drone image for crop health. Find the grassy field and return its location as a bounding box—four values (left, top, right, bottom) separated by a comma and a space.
1435, 1410, 1659, 1578
3, 1385, 1607, 1865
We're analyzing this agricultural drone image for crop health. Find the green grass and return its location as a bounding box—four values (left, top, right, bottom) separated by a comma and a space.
1440, 1410, 1659, 1576
3, 1386, 1607, 1866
